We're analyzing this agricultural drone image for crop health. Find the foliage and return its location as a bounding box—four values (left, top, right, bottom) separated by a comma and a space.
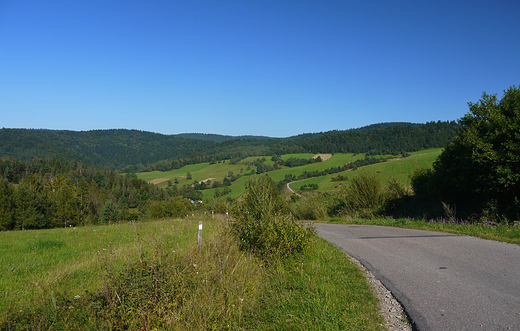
98, 200, 121, 224
0, 129, 216, 170
231, 176, 315, 261
289, 194, 328, 220
386, 177, 409, 200
412, 86, 520, 221
0, 178, 14, 230
299, 183, 319, 191
1, 122, 459, 171
143, 196, 193, 219
0, 157, 177, 231
343, 171, 384, 213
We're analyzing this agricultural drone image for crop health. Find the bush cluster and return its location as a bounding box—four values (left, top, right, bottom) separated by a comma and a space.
231, 176, 315, 261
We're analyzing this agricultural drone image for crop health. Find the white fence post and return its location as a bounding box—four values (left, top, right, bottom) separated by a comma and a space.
197, 221, 203, 248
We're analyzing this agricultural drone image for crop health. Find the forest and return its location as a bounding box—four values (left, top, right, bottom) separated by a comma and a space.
1, 121, 459, 172
0, 157, 192, 231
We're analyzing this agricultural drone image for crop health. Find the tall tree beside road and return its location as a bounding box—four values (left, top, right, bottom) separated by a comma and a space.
413, 85, 520, 221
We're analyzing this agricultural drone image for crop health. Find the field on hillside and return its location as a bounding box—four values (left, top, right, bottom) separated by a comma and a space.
292, 148, 443, 191
137, 149, 442, 199
0, 218, 207, 315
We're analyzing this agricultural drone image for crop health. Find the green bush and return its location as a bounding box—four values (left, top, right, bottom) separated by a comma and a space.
290, 195, 328, 220
345, 171, 383, 211
143, 197, 193, 220
231, 176, 315, 261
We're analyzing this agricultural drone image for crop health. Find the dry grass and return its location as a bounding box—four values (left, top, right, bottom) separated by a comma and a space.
313, 153, 333, 161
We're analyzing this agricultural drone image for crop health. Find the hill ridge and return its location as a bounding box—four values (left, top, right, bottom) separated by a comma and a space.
0, 121, 459, 170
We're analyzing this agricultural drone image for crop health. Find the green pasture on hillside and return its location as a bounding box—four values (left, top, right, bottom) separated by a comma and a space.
137, 148, 443, 199
293, 148, 443, 190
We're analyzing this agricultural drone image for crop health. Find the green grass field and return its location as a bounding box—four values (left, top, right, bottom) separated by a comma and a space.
137, 148, 443, 199
0, 218, 205, 316
293, 148, 443, 190
1, 218, 386, 330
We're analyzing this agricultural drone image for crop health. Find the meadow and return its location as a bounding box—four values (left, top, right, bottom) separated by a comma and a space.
136, 148, 443, 199
1, 216, 386, 330
0, 217, 204, 315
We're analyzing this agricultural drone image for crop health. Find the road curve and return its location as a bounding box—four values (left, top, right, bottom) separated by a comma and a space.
314, 223, 520, 331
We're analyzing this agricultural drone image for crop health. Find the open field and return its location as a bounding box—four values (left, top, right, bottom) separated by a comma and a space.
137, 148, 443, 199
0, 218, 206, 316
293, 148, 443, 190
1, 217, 386, 330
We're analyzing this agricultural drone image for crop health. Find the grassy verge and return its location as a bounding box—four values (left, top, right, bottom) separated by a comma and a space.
325, 217, 520, 245
1, 218, 385, 330
249, 236, 385, 330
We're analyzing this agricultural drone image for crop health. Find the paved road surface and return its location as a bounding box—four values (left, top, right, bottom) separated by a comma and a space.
314, 223, 520, 331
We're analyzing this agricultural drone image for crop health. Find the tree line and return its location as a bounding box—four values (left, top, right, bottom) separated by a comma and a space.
0, 157, 193, 231
1, 122, 459, 172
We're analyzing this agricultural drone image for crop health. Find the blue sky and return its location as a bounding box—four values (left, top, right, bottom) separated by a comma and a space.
1, 0, 519, 137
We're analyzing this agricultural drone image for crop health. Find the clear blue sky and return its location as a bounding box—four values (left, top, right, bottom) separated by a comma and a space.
1, 0, 519, 137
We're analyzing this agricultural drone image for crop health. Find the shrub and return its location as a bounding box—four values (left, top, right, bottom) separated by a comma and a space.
386, 177, 408, 200
290, 195, 328, 220
346, 171, 383, 210
231, 175, 315, 261
143, 197, 193, 220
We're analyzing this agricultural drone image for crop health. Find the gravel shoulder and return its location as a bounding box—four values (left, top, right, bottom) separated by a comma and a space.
347, 254, 412, 331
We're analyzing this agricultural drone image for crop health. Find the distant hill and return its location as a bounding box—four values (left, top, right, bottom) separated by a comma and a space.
0, 129, 215, 169
0, 121, 460, 170
176, 133, 271, 142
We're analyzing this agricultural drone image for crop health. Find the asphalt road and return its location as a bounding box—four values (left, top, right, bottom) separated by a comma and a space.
313, 223, 520, 331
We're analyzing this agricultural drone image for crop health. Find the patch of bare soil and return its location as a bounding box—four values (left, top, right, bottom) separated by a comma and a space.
313, 153, 332, 161
199, 178, 215, 184
149, 178, 170, 185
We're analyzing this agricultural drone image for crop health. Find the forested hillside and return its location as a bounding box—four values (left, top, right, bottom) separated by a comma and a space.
0, 121, 459, 172
135, 121, 459, 172
0, 129, 216, 169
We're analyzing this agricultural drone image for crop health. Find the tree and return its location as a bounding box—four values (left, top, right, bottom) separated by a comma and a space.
186, 172, 192, 180
99, 200, 121, 224
0, 178, 15, 230
418, 86, 520, 221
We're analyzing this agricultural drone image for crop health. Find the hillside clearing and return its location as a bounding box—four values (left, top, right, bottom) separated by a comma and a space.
149, 177, 170, 184
313, 153, 332, 161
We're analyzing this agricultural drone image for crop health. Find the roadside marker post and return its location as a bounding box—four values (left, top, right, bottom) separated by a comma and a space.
197, 221, 203, 248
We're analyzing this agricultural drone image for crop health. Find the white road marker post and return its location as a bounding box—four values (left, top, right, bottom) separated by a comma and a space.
197, 221, 203, 248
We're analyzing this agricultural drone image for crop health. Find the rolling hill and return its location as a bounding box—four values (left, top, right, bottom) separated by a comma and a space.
0, 121, 459, 170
